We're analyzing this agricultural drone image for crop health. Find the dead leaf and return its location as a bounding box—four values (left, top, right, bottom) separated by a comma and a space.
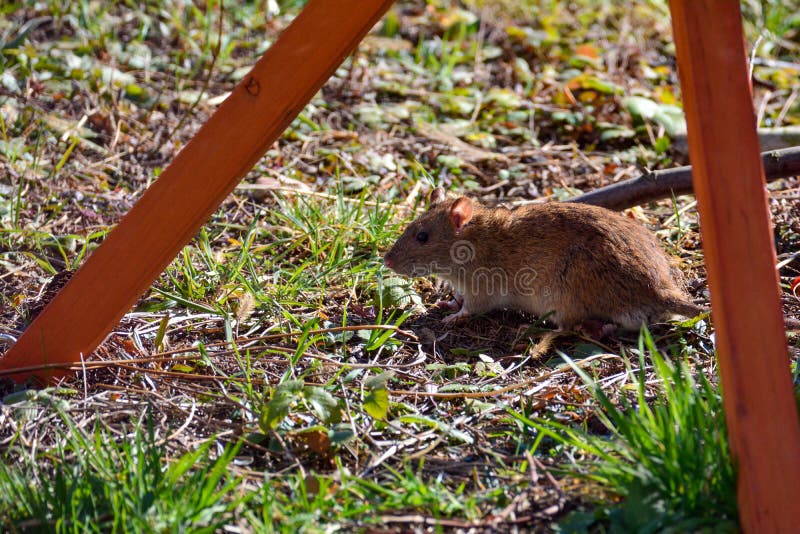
415, 121, 508, 163
360, 35, 412, 53
574, 43, 600, 59
237, 175, 312, 201
298, 429, 332, 455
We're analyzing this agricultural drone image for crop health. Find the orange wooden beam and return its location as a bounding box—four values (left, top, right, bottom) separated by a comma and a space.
669, 1, 800, 531
0, 0, 396, 384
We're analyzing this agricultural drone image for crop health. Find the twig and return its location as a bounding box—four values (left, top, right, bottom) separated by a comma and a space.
0, 324, 417, 378
749, 35, 762, 82
0, 343, 423, 378
387, 353, 620, 399
569, 146, 800, 210
532, 455, 564, 496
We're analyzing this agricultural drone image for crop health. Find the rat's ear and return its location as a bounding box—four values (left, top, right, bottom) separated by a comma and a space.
449, 197, 473, 232
430, 187, 447, 205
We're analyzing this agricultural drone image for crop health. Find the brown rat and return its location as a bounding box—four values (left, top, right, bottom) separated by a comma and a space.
384, 187, 709, 331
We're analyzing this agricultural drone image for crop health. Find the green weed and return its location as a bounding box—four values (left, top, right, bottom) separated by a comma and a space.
0, 409, 245, 533
512, 329, 738, 532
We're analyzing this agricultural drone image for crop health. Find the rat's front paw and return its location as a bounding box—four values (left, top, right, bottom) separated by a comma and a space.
442, 307, 470, 324
435, 297, 462, 311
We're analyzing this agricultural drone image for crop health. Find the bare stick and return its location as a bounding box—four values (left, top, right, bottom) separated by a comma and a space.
569, 146, 800, 210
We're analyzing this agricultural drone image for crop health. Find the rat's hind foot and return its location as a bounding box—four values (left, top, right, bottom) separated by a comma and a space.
552, 318, 616, 339
442, 307, 471, 324
575, 319, 617, 339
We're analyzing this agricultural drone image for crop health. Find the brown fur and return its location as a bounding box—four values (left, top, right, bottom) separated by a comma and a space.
384, 189, 699, 330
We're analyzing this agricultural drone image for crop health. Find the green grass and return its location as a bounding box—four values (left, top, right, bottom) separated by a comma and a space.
0, 392, 498, 533
512, 329, 738, 532
0, 408, 244, 532
247, 463, 495, 531
140, 186, 404, 335
1, 327, 739, 532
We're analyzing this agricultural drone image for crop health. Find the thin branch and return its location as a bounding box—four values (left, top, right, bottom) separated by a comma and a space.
569, 146, 800, 210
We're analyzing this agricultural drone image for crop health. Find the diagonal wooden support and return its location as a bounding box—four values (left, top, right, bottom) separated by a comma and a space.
0, 0, 397, 384
669, 1, 800, 531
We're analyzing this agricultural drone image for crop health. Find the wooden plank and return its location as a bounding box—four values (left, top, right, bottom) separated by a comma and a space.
669, 2, 800, 531
0, 0, 397, 384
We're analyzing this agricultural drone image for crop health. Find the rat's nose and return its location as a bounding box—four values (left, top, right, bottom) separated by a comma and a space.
383, 252, 395, 270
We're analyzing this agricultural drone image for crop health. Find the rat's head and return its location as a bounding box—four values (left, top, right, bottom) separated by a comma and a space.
383, 187, 476, 278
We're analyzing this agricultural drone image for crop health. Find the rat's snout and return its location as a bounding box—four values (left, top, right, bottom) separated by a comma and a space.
383, 250, 396, 270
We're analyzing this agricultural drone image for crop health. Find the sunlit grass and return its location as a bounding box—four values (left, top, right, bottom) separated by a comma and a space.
512, 329, 738, 532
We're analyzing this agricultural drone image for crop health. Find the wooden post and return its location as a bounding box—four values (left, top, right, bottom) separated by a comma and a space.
669, 1, 800, 531
0, 0, 397, 384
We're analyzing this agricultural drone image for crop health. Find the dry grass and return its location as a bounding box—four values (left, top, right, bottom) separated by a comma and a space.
1, 0, 798, 531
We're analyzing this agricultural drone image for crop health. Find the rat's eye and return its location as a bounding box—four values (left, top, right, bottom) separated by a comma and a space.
415, 231, 429, 243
